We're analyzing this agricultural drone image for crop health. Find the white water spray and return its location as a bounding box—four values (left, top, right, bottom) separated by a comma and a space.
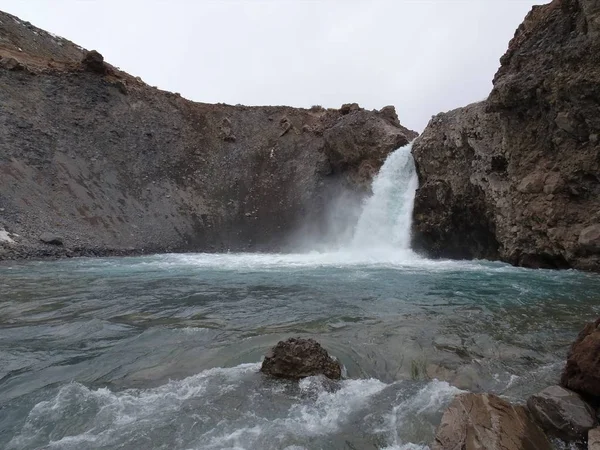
351, 143, 418, 251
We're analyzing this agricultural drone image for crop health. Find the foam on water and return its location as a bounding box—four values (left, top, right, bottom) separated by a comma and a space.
8, 362, 462, 450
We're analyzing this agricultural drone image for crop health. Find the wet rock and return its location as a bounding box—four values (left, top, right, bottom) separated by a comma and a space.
589, 427, 600, 449
432, 393, 552, 450
81, 50, 106, 74
260, 338, 342, 380
39, 232, 63, 246
561, 318, 600, 399
527, 385, 597, 442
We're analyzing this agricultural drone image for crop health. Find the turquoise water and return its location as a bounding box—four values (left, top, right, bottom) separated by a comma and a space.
1, 251, 599, 449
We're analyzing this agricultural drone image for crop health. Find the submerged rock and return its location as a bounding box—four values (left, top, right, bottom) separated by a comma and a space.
561, 318, 600, 399
432, 393, 552, 450
527, 385, 597, 442
260, 338, 342, 380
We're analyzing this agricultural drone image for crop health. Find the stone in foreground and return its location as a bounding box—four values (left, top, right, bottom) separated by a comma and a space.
589, 427, 600, 449
527, 385, 597, 442
432, 393, 552, 450
260, 338, 342, 380
561, 318, 600, 399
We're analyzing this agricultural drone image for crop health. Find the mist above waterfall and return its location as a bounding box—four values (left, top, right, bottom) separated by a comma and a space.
289, 143, 419, 259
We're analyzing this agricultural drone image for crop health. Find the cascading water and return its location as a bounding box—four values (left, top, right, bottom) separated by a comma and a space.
351, 143, 418, 252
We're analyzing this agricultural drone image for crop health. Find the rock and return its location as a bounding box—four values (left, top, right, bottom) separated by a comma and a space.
81, 50, 106, 74
543, 172, 564, 194
0, 9, 417, 261
589, 427, 600, 449
432, 393, 552, 450
260, 338, 342, 380
378, 105, 402, 127
411, 0, 600, 272
220, 117, 236, 142
279, 116, 295, 137
517, 173, 546, 194
0, 56, 25, 71
579, 225, 600, 253
340, 103, 360, 115
323, 109, 415, 187
561, 318, 600, 399
527, 385, 596, 442
39, 232, 63, 246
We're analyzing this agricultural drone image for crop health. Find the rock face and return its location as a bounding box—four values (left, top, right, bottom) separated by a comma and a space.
561, 318, 600, 399
412, 0, 600, 272
432, 393, 552, 450
527, 385, 597, 442
260, 338, 342, 380
0, 11, 416, 260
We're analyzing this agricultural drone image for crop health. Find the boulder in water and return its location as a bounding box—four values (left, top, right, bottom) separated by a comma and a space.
432, 393, 552, 450
527, 385, 597, 442
561, 318, 600, 399
260, 337, 342, 380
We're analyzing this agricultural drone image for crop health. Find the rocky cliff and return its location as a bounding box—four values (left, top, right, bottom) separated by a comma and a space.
412, 0, 600, 271
0, 11, 416, 259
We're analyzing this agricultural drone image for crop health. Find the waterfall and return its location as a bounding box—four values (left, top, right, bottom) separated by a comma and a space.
352, 143, 418, 251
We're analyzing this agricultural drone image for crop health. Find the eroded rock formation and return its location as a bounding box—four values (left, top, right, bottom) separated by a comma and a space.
412, 0, 600, 271
0, 11, 416, 259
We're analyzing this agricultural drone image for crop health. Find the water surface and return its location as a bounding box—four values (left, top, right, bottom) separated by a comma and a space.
1, 251, 599, 449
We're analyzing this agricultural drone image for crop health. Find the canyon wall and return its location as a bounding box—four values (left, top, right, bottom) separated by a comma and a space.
0, 11, 416, 259
412, 0, 600, 271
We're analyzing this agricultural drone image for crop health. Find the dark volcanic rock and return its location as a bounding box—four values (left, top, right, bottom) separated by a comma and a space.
527, 385, 597, 442
81, 50, 106, 74
412, 0, 600, 272
0, 10, 416, 260
260, 338, 342, 380
561, 318, 600, 399
39, 232, 63, 246
432, 393, 552, 450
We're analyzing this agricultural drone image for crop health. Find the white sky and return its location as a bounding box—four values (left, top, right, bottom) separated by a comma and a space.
0, 1, 547, 131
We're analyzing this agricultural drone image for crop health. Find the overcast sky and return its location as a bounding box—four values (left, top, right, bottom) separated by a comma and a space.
1, 1, 547, 131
